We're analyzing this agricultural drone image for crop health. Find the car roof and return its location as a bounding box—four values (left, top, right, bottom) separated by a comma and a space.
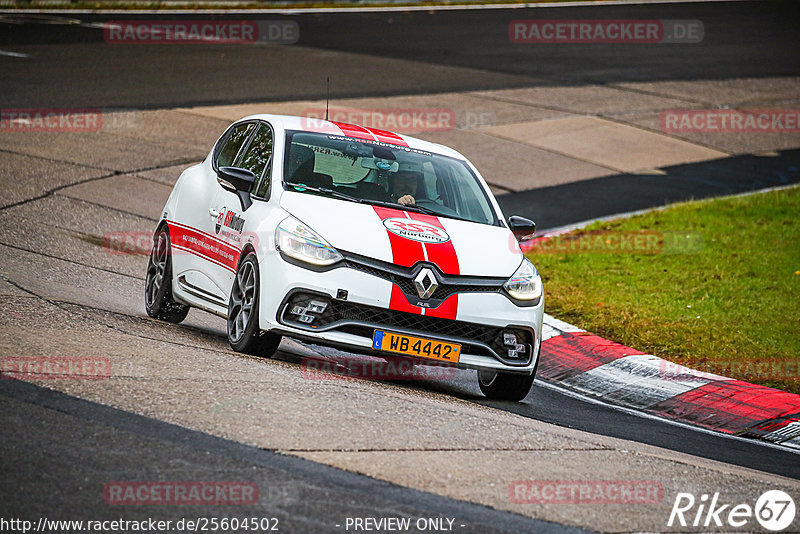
235, 113, 465, 161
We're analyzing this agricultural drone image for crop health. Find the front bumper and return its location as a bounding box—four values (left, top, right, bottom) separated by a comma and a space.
258, 252, 543, 373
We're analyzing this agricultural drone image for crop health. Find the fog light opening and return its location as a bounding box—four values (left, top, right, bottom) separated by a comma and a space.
307, 300, 328, 314
501, 329, 531, 360
287, 296, 330, 326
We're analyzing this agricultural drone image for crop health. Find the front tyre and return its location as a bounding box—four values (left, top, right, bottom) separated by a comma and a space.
477, 369, 535, 401
145, 227, 190, 323
227, 254, 281, 357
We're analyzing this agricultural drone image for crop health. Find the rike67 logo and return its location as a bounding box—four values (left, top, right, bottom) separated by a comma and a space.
668, 490, 796, 531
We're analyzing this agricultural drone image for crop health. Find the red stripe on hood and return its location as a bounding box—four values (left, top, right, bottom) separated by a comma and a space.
407, 213, 459, 320
372, 206, 425, 268
373, 206, 425, 316
407, 213, 460, 275
372, 207, 460, 320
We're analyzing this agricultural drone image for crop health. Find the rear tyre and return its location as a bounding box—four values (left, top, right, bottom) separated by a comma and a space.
477, 369, 535, 401
145, 227, 190, 323
227, 254, 281, 357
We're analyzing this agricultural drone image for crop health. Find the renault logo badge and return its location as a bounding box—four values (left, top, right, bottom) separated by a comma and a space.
414, 268, 438, 300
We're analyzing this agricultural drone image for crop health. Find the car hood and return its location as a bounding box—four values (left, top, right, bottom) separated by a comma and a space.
280, 191, 523, 277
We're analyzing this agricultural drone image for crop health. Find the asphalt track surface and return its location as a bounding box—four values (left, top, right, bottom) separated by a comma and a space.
1, 1, 800, 531
0, 1, 798, 108
498, 149, 800, 229
0, 379, 585, 534
302, 345, 800, 480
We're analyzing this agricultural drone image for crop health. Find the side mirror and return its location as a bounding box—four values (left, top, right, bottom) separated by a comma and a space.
218, 166, 255, 211
508, 216, 536, 242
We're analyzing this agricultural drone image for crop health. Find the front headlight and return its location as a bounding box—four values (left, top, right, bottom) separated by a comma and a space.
276, 216, 343, 266
504, 258, 543, 301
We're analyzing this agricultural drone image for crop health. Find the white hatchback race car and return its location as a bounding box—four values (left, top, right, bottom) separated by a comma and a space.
145, 115, 543, 400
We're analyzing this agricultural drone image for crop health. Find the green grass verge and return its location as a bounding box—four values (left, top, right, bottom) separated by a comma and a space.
528, 186, 800, 393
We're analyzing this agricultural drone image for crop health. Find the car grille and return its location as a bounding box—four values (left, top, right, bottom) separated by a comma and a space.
280, 291, 533, 365
341, 252, 505, 302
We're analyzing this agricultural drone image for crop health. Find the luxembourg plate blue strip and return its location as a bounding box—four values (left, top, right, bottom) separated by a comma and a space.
372, 330, 385, 350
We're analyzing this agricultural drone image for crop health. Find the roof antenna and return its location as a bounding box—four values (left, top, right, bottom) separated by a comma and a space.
325, 76, 330, 121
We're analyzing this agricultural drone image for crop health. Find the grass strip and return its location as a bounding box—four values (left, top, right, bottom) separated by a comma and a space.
528, 186, 800, 393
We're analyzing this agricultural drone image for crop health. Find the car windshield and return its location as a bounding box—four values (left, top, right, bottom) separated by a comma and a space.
282, 130, 499, 226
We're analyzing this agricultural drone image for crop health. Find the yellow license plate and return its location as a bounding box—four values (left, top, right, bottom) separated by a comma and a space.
372, 330, 461, 363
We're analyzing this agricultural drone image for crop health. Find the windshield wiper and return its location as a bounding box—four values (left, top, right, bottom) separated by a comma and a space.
286, 184, 477, 224
366, 199, 475, 223
285, 182, 365, 204
286, 185, 434, 214
365, 199, 436, 215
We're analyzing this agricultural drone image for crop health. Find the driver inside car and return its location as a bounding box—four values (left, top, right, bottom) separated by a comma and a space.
390, 170, 424, 206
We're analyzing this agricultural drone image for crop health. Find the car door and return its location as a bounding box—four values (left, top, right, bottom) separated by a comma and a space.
207, 121, 275, 295
172, 120, 256, 308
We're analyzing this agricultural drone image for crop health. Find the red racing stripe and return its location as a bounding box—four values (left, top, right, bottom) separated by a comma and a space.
167, 221, 240, 273
426, 295, 458, 320
330, 121, 376, 142
407, 213, 460, 275
372, 207, 462, 320
366, 127, 409, 147
372, 206, 425, 268
389, 284, 421, 314
407, 213, 460, 320
372, 206, 426, 315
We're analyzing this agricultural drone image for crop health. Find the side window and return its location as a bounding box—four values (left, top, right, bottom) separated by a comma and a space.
254, 160, 272, 199
239, 123, 274, 198
215, 123, 253, 169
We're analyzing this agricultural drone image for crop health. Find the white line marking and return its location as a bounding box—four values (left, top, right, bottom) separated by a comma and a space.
0, 50, 29, 58
536, 379, 800, 455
